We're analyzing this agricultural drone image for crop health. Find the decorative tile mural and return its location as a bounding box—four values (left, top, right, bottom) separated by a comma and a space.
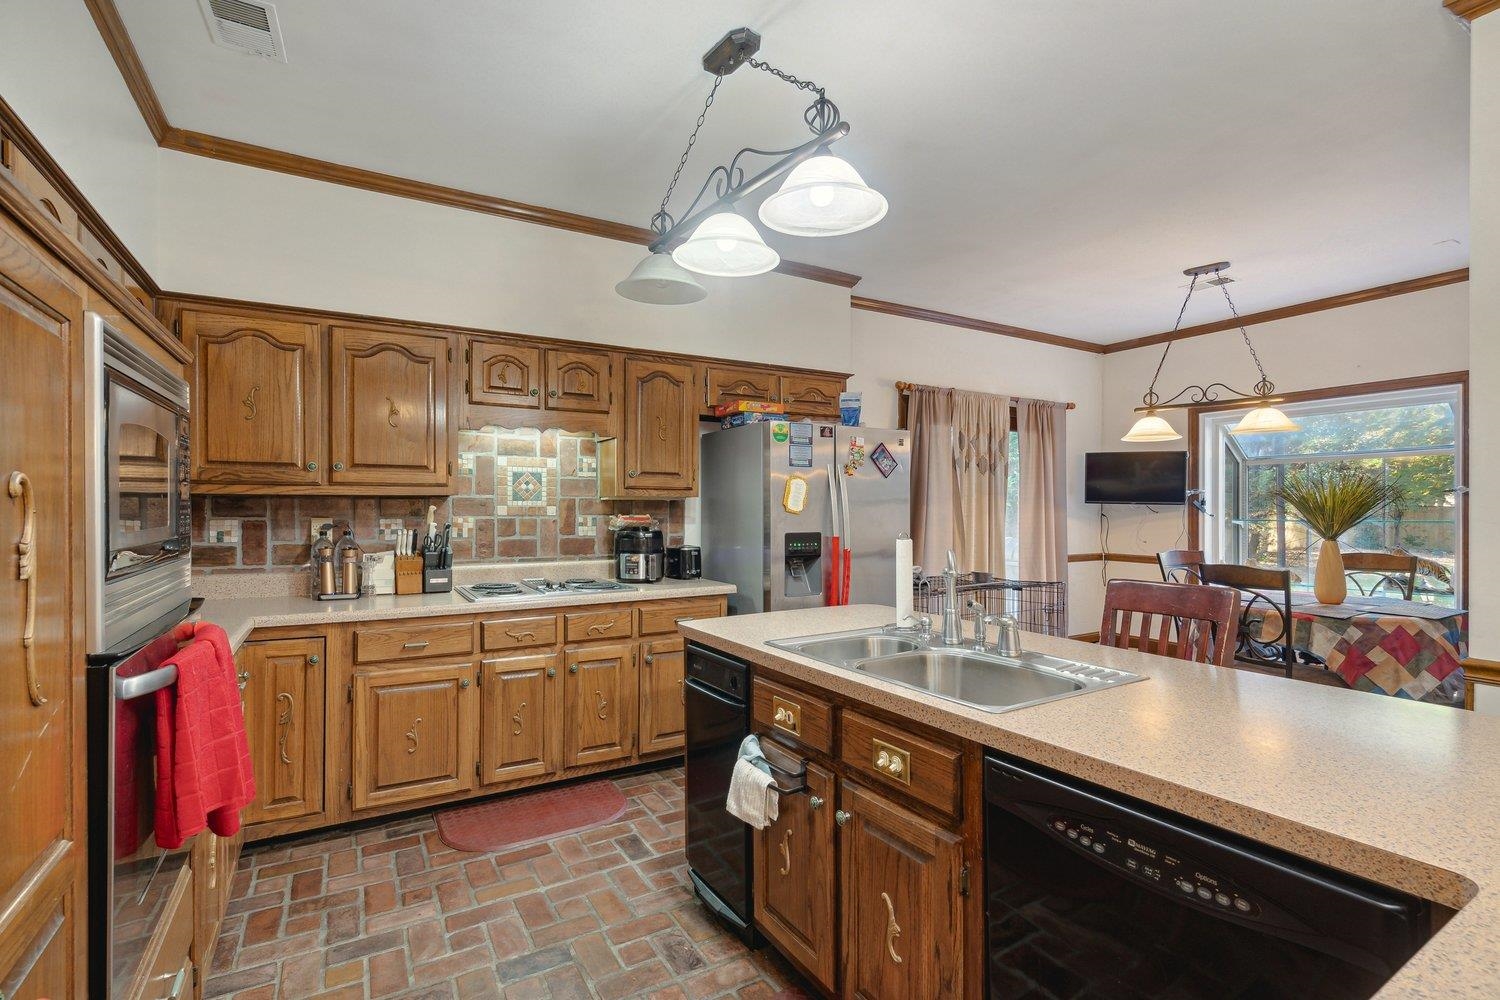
192, 427, 685, 572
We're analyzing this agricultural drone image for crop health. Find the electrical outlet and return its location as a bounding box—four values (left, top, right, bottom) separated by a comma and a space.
308, 519, 333, 545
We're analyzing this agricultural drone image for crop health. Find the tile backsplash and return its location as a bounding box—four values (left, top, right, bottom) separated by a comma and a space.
192, 427, 684, 573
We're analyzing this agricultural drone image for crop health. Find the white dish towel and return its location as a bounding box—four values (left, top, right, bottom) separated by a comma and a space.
726, 735, 779, 829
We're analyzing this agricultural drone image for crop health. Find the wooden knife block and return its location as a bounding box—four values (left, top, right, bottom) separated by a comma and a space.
394, 555, 425, 596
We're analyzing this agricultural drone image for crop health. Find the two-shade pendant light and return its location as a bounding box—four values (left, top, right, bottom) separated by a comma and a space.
1122, 263, 1300, 442
616, 28, 886, 305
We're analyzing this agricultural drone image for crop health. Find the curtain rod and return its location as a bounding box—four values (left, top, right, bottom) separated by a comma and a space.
893, 380, 1076, 410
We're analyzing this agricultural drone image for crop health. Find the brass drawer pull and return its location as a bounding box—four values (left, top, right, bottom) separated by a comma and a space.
586, 620, 617, 635
7, 472, 43, 705
771, 695, 801, 736
402, 640, 430, 650
881, 891, 904, 965
778, 828, 792, 877
872, 738, 911, 785
276, 691, 294, 764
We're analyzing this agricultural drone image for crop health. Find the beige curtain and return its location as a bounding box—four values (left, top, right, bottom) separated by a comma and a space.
907, 385, 1010, 576
1018, 398, 1068, 582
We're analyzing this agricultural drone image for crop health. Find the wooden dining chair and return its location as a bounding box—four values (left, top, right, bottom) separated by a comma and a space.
1198, 563, 1297, 677
1342, 552, 1419, 601
1099, 579, 1240, 667
1157, 549, 1205, 585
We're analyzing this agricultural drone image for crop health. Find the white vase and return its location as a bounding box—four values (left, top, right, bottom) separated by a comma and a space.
1314, 538, 1347, 605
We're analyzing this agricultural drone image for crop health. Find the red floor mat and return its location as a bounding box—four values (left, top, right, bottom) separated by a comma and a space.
434, 779, 628, 853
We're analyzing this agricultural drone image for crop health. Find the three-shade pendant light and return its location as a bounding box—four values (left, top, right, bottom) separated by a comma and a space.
616, 28, 886, 305
1122, 263, 1300, 442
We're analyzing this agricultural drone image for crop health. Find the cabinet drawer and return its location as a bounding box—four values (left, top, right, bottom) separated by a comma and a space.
753, 676, 833, 755
481, 613, 559, 651
839, 710, 962, 819
637, 598, 724, 636
564, 608, 634, 643
354, 620, 475, 663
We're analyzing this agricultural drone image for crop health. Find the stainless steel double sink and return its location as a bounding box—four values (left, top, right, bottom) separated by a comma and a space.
768, 627, 1143, 714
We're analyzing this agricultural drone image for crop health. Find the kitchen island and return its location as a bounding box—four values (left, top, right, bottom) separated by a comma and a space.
679, 604, 1500, 999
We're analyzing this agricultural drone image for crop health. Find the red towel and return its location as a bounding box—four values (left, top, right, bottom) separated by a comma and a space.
154, 623, 256, 849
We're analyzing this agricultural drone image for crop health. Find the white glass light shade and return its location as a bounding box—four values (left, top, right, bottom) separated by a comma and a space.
1121, 413, 1182, 443
1229, 405, 1301, 435
757, 154, 889, 237
670, 212, 780, 277
615, 252, 707, 304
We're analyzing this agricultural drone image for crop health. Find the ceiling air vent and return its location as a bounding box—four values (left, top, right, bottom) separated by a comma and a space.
198, 0, 287, 61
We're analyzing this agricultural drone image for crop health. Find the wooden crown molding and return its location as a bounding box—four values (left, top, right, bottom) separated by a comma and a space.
82, 0, 170, 143
1101, 268, 1470, 355
1445, 0, 1500, 20
851, 296, 1106, 354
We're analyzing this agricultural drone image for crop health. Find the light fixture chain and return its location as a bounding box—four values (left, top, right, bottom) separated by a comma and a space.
654, 72, 725, 234
1143, 272, 1201, 406
1216, 273, 1272, 389
747, 57, 824, 98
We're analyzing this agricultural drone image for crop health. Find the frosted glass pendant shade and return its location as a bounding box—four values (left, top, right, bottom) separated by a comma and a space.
1230, 405, 1300, 435
1121, 413, 1182, 443
758, 154, 889, 236
615, 252, 707, 304
671, 212, 780, 277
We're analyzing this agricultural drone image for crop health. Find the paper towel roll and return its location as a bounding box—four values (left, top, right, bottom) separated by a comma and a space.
895, 533, 914, 624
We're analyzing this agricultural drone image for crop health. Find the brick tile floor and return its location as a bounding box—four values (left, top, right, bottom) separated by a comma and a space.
205, 767, 815, 999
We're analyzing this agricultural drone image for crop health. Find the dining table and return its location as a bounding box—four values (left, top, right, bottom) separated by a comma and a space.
1250, 591, 1466, 705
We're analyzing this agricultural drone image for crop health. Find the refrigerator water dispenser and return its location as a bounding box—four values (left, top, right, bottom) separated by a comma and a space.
784, 532, 823, 598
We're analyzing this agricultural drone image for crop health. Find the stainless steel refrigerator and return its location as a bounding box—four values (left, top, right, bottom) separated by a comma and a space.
700, 421, 911, 615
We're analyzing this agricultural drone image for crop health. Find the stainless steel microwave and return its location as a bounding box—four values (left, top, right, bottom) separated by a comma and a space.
85, 313, 193, 656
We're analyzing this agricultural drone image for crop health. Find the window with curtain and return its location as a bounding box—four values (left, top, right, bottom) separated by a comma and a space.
1199, 383, 1463, 606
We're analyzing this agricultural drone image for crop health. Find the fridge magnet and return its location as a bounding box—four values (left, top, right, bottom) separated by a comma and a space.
843, 436, 867, 476
871, 441, 899, 479
782, 475, 808, 514
788, 421, 813, 469
771, 421, 790, 443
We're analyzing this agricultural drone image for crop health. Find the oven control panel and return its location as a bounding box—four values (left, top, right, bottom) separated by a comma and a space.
1048, 813, 1262, 919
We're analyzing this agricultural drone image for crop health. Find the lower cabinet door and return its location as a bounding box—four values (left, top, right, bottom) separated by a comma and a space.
562, 642, 636, 768
0, 876, 76, 1000
240, 637, 326, 825
480, 653, 560, 784
638, 636, 686, 754
756, 762, 837, 993
352, 662, 478, 810
840, 780, 964, 1000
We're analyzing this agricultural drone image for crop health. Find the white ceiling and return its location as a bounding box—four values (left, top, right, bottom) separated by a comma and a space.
116, 0, 1472, 343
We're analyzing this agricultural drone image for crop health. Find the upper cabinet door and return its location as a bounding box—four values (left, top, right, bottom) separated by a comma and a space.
705, 363, 779, 414
620, 357, 697, 493
468, 338, 542, 410
544, 348, 613, 413
779, 373, 846, 420
329, 327, 450, 488
185, 311, 325, 486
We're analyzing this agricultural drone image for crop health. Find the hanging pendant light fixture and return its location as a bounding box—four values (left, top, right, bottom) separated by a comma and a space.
616, 28, 885, 304
1122, 262, 1300, 442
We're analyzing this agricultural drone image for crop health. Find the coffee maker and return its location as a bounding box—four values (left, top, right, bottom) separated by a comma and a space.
614, 527, 665, 583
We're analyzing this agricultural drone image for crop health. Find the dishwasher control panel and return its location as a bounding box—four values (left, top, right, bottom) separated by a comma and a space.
1048, 813, 1263, 919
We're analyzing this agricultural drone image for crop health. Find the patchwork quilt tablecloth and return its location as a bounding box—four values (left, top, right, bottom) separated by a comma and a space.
1253, 597, 1466, 704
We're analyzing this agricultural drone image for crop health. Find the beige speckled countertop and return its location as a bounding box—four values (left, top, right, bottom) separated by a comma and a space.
679, 605, 1500, 999
199, 578, 735, 650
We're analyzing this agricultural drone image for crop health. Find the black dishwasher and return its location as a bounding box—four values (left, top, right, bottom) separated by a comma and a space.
684, 643, 756, 943
985, 753, 1433, 999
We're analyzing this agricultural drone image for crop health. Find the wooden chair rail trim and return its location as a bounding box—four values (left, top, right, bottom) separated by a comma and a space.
1068, 552, 1162, 565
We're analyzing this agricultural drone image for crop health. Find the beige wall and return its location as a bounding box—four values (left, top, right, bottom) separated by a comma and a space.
0, 0, 161, 271
1468, 14, 1499, 663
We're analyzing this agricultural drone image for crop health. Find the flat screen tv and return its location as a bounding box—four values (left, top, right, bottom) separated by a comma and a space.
1085, 451, 1188, 505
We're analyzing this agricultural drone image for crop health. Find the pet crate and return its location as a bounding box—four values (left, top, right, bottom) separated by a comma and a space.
913, 573, 1067, 637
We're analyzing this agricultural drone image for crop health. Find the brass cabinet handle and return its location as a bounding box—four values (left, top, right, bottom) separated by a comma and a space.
627, 470, 640, 479
778, 828, 792, 877
835, 809, 850, 827
808, 795, 824, 810
529, 387, 540, 397
505, 629, 536, 641
276, 692, 294, 764
595, 690, 608, 720
548, 388, 558, 398
306, 461, 318, 471
402, 640, 430, 650
643, 652, 654, 664
872, 738, 911, 785
7, 472, 43, 705
881, 891, 904, 965
460, 678, 471, 689
547, 667, 557, 678
333, 462, 345, 472
512, 701, 526, 736
771, 696, 800, 736
405, 716, 422, 754
569, 664, 579, 674
586, 621, 616, 635
308, 654, 320, 665
243, 384, 260, 421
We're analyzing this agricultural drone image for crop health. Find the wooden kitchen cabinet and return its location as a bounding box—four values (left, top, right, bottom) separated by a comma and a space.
840, 780, 965, 1000
480, 652, 560, 784
756, 763, 838, 993
352, 661, 477, 810
562, 642, 637, 768
638, 636, 687, 755
545, 347, 614, 413
599, 356, 698, 497
702, 363, 849, 419
779, 372, 845, 419
0, 880, 75, 1000
184, 310, 326, 487
705, 362, 779, 412
239, 637, 326, 826
466, 338, 543, 411
329, 326, 451, 489
459, 336, 614, 433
